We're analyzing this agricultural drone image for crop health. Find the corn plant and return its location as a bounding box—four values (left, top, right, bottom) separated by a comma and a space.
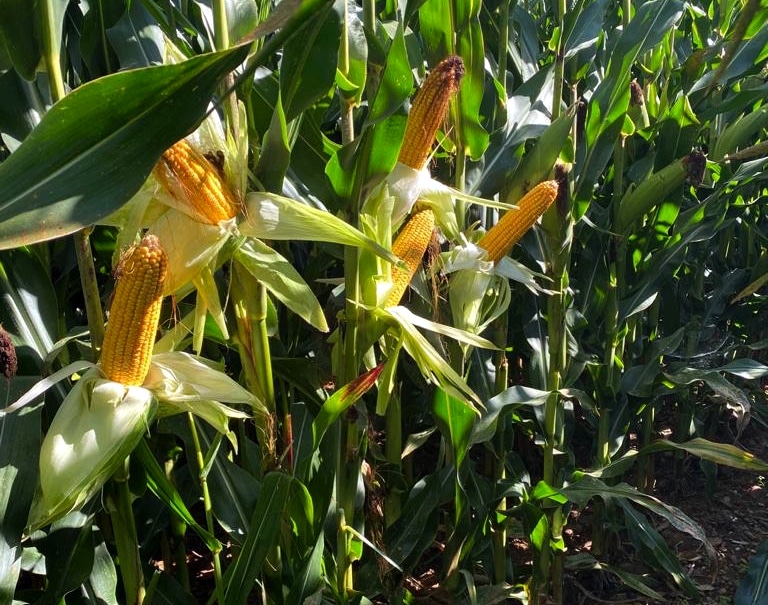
1, 0, 768, 604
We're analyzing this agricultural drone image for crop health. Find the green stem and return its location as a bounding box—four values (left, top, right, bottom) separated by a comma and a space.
454, 145, 467, 232
598, 136, 627, 468
212, 0, 240, 139
40, 0, 66, 102
538, 126, 572, 605
41, 0, 106, 358
335, 4, 361, 595
212, 0, 230, 50
497, 0, 510, 107
187, 414, 225, 605
96, 0, 114, 74
339, 0, 355, 146
107, 461, 145, 605
75, 228, 106, 353
384, 390, 402, 525
336, 243, 362, 598
232, 264, 276, 469
492, 316, 510, 583
163, 452, 190, 589
362, 0, 376, 32
551, 0, 566, 121
254, 283, 276, 407
41, 0, 105, 357
638, 299, 660, 492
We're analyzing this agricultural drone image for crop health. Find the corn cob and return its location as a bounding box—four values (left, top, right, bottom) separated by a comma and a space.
386, 207, 436, 306
100, 234, 168, 386
614, 150, 706, 233
398, 56, 464, 171
157, 139, 240, 224
478, 180, 559, 263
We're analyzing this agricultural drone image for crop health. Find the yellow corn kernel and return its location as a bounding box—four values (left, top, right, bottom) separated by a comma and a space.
398, 56, 464, 171
478, 180, 559, 263
386, 208, 436, 307
157, 139, 240, 224
100, 234, 168, 386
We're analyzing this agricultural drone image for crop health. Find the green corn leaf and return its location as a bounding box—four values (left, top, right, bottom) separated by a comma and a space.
222, 472, 294, 605
561, 476, 714, 563
641, 438, 768, 472
0, 400, 41, 598
418, 0, 488, 159
106, 1, 164, 70
0, 45, 249, 249
285, 530, 325, 605
576, 0, 685, 203
433, 387, 476, 470
712, 104, 768, 162
234, 239, 329, 332
718, 358, 768, 379
242, 192, 398, 263
619, 501, 699, 598
280, 3, 339, 121
86, 537, 119, 605
35, 514, 97, 603
366, 24, 411, 124
470, 385, 550, 445
0, 69, 39, 141
0, 249, 59, 366
502, 106, 575, 206
0, 0, 43, 80
312, 364, 384, 449
134, 439, 222, 553
382, 468, 453, 569
735, 540, 768, 605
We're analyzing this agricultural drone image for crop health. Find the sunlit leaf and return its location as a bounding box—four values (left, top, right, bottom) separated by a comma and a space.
641, 438, 768, 472
0, 45, 249, 249
433, 387, 475, 469
234, 238, 329, 332
313, 365, 384, 448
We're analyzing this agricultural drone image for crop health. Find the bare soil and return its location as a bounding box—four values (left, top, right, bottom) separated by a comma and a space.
562, 417, 768, 605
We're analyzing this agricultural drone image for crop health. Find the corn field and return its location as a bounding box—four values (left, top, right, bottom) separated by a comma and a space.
0, 0, 767, 603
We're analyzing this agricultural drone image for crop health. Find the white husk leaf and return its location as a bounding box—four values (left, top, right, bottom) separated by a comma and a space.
145, 352, 258, 408
30, 370, 156, 530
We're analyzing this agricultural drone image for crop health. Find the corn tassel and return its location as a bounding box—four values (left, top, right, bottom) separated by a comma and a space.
386, 208, 436, 306
398, 56, 464, 171
478, 180, 559, 263
100, 234, 168, 386
157, 139, 240, 224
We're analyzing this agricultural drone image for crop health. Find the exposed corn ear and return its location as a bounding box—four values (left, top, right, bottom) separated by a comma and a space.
386, 208, 436, 307
157, 139, 240, 224
478, 180, 559, 263
100, 234, 168, 386
398, 56, 464, 171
